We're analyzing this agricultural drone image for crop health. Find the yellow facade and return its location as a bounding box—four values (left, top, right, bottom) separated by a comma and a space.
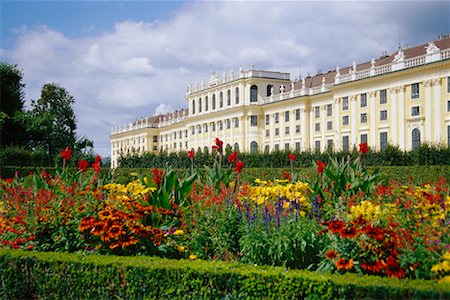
111, 38, 450, 168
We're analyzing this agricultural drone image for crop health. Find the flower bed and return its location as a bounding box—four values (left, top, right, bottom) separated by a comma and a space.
0, 142, 449, 291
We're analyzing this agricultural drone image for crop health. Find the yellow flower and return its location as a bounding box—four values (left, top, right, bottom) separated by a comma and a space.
189, 254, 198, 260
173, 229, 184, 236
177, 245, 185, 252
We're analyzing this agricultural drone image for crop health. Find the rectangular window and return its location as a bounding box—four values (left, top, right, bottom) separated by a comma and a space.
342, 97, 349, 110
327, 139, 333, 150
342, 116, 349, 125
204, 124, 208, 133
285, 126, 290, 134
264, 145, 270, 153
295, 109, 301, 120
447, 100, 450, 112
315, 141, 321, 151
411, 106, 420, 116
235, 87, 240, 104
234, 117, 239, 128
191, 125, 195, 134
448, 125, 450, 146
360, 93, 367, 108
274, 144, 279, 151
315, 106, 320, 118
360, 134, 368, 144
197, 125, 201, 134
380, 89, 387, 104
285, 111, 290, 122
275, 128, 279, 136
219, 121, 223, 130
380, 132, 388, 150
212, 122, 216, 131
265, 114, 270, 125
295, 125, 300, 133
327, 104, 332, 116
448, 77, 450, 93
185, 130, 188, 138
266, 129, 270, 137
295, 142, 301, 151
226, 119, 231, 129
284, 143, 290, 151
275, 113, 279, 124
411, 83, 419, 99
153, 135, 158, 142
250, 116, 258, 126
315, 123, 320, 132
342, 136, 349, 151
360, 113, 367, 123
327, 121, 333, 131
380, 110, 388, 121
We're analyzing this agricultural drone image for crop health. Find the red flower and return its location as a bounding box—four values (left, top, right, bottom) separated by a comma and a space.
187, 150, 195, 159
359, 142, 369, 155
228, 151, 238, 164
234, 160, 245, 173
363, 225, 384, 241
95, 155, 102, 164
151, 168, 164, 186
324, 249, 339, 260
281, 171, 291, 181
385, 257, 406, 278
336, 258, 354, 271
61, 147, 72, 161
41, 170, 48, 178
288, 153, 296, 162
92, 161, 102, 174
361, 260, 384, 273
328, 220, 345, 234
78, 160, 89, 172
212, 138, 224, 153
316, 160, 326, 173
339, 226, 358, 238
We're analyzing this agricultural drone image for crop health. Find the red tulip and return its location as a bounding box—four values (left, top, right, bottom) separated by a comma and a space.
151, 168, 164, 186
359, 142, 369, 155
187, 150, 195, 159
92, 161, 102, 174
78, 159, 89, 172
212, 138, 224, 152
61, 147, 72, 161
228, 151, 238, 164
316, 160, 326, 173
95, 155, 102, 163
234, 160, 245, 173
288, 153, 296, 162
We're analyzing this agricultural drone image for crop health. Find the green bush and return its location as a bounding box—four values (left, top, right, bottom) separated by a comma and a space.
0, 146, 52, 167
0, 250, 449, 299
111, 165, 450, 185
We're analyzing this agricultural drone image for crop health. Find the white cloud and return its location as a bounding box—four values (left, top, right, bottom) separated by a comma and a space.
154, 104, 175, 116
1, 1, 446, 157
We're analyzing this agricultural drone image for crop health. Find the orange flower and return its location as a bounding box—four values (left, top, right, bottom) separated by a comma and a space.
324, 249, 339, 260
336, 258, 354, 271
79, 216, 96, 232
340, 226, 358, 238
328, 220, 346, 234
361, 260, 384, 273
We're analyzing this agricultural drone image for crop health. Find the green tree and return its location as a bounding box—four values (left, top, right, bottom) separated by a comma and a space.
28, 83, 78, 159
0, 62, 27, 146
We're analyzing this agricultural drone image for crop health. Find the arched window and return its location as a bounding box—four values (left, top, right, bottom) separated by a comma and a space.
205, 96, 209, 111
250, 85, 258, 102
267, 85, 273, 96
235, 87, 239, 104
250, 141, 258, 153
192, 100, 195, 114
412, 128, 421, 149
234, 143, 239, 152
220, 92, 224, 108
227, 89, 231, 106
198, 98, 202, 113
212, 94, 216, 110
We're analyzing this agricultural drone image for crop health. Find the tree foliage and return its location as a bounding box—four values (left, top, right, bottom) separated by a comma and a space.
0, 62, 27, 146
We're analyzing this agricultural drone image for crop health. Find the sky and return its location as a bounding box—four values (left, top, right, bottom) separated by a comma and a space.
1, 0, 449, 157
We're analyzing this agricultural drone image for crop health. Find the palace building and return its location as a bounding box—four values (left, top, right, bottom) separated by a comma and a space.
110, 35, 450, 168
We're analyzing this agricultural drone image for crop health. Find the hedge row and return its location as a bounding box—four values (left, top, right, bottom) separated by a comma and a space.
119, 144, 450, 168
111, 165, 450, 185
0, 166, 110, 179
0, 250, 449, 299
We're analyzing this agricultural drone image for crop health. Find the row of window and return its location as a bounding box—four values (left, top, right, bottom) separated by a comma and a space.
266, 109, 302, 125
192, 87, 241, 114
265, 125, 302, 137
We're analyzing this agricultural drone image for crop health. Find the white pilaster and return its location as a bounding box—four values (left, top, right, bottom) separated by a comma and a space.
390, 88, 398, 145
334, 98, 340, 149
350, 95, 357, 146
369, 92, 376, 148
433, 79, 442, 143
398, 86, 405, 150
424, 80, 432, 142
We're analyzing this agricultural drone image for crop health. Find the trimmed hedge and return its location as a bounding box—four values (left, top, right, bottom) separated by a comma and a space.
0, 250, 449, 299
111, 165, 450, 185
